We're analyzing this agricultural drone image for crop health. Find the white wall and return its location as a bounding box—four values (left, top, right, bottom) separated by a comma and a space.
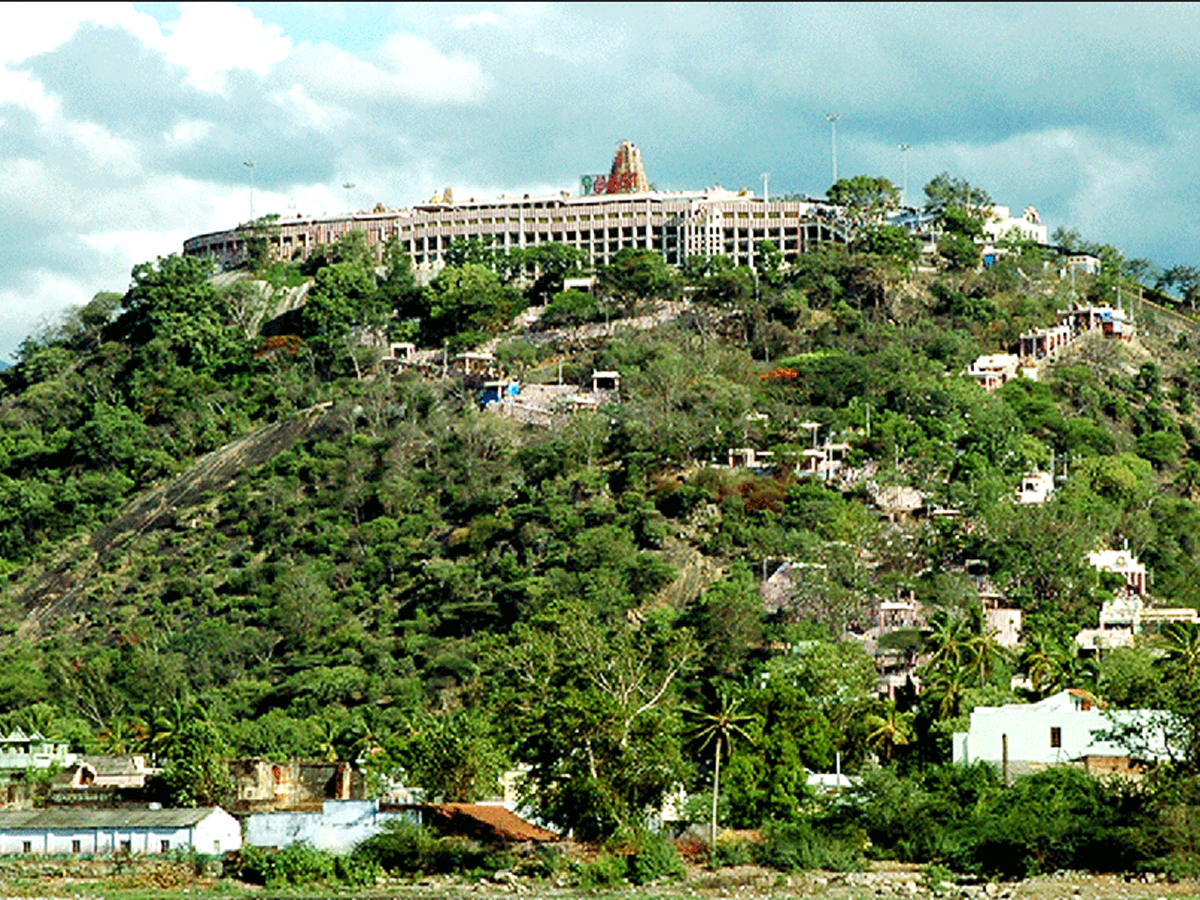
194, 808, 243, 854
0, 810, 241, 855
247, 800, 416, 853
953, 691, 1174, 771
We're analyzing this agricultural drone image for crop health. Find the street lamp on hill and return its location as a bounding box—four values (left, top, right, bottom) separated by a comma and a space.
244, 159, 256, 221
826, 113, 840, 186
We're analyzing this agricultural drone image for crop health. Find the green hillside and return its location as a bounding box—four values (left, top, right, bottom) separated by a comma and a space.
4, 190, 1200, 871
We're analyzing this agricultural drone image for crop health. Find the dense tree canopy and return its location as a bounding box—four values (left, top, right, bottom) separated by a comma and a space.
3, 215, 1200, 876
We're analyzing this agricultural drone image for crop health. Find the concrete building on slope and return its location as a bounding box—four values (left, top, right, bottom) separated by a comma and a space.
184, 142, 855, 275
952, 690, 1174, 782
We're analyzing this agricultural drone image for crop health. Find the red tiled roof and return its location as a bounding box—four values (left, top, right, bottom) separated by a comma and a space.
426, 803, 557, 843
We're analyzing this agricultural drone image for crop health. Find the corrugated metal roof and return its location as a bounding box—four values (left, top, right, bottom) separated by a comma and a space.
0, 808, 219, 829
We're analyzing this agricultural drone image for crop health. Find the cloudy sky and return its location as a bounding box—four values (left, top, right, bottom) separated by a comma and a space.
2, 2, 1199, 362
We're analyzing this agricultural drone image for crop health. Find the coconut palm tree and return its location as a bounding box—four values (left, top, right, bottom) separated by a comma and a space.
1159, 621, 1200, 684
683, 692, 756, 853
864, 700, 915, 762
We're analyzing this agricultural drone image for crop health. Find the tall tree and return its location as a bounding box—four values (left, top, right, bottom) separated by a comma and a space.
923, 172, 993, 213
598, 248, 680, 316
498, 608, 696, 839
683, 692, 755, 850
300, 260, 381, 374
827, 175, 900, 222
121, 254, 239, 371
160, 718, 233, 807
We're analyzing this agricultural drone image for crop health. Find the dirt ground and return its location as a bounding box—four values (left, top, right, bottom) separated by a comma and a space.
5, 859, 1200, 899
671, 861, 1200, 900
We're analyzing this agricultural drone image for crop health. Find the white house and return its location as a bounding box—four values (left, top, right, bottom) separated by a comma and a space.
952, 690, 1174, 780
967, 354, 1021, 392
0, 729, 75, 778
0, 807, 241, 855
1015, 470, 1055, 505
1088, 547, 1148, 595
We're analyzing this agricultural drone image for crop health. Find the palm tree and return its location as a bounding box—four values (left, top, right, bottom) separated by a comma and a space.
99, 716, 135, 755
963, 615, 1008, 685
921, 659, 970, 721
1159, 621, 1200, 683
683, 692, 755, 853
315, 719, 340, 763
1018, 626, 1086, 698
1018, 630, 1062, 697
922, 608, 972, 673
864, 700, 915, 762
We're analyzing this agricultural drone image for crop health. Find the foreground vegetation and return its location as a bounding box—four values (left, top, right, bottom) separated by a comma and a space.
4, 174, 1200, 877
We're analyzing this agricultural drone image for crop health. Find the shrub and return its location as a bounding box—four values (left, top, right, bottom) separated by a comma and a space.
518, 844, 565, 879
429, 835, 486, 874
239, 842, 336, 887
573, 852, 627, 889
753, 820, 822, 871
754, 819, 863, 872
353, 821, 488, 876
626, 831, 684, 885
541, 290, 602, 327
848, 762, 998, 863
953, 768, 1146, 878
335, 853, 382, 887
354, 821, 436, 873
712, 835, 756, 868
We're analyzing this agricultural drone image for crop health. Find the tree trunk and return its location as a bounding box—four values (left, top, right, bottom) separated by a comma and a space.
710, 742, 721, 851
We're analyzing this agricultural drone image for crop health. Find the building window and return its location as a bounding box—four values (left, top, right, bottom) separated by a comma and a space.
21, 841, 31, 853
71, 840, 81, 854
161, 840, 170, 853
1050, 726, 1062, 748
120, 840, 131, 853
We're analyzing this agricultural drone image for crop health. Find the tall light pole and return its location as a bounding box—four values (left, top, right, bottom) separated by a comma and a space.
243, 159, 256, 221
826, 113, 840, 186
343, 182, 356, 213
898, 144, 912, 207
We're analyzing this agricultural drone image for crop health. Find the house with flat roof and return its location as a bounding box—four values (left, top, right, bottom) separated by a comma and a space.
953, 690, 1174, 781
1016, 470, 1055, 505
1057, 303, 1133, 339
1019, 324, 1072, 363
246, 799, 414, 853
1088, 547, 1147, 595
967, 353, 1021, 392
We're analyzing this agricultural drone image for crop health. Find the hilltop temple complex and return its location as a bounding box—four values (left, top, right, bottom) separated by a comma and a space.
183, 141, 858, 274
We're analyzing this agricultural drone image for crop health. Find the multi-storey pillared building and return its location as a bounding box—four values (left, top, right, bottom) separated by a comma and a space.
183, 142, 852, 274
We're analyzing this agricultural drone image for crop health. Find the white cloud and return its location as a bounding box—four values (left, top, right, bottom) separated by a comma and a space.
79, 228, 187, 265
271, 84, 348, 132
0, 2, 160, 66
62, 118, 143, 176
0, 268, 97, 359
158, 2, 292, 93
163, 118, 215, 149
0, 158, 57, 217
451, 10, 502, 29
286, 33, 491, 106
0, 57, 61, 118
375, 32, 492, 103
